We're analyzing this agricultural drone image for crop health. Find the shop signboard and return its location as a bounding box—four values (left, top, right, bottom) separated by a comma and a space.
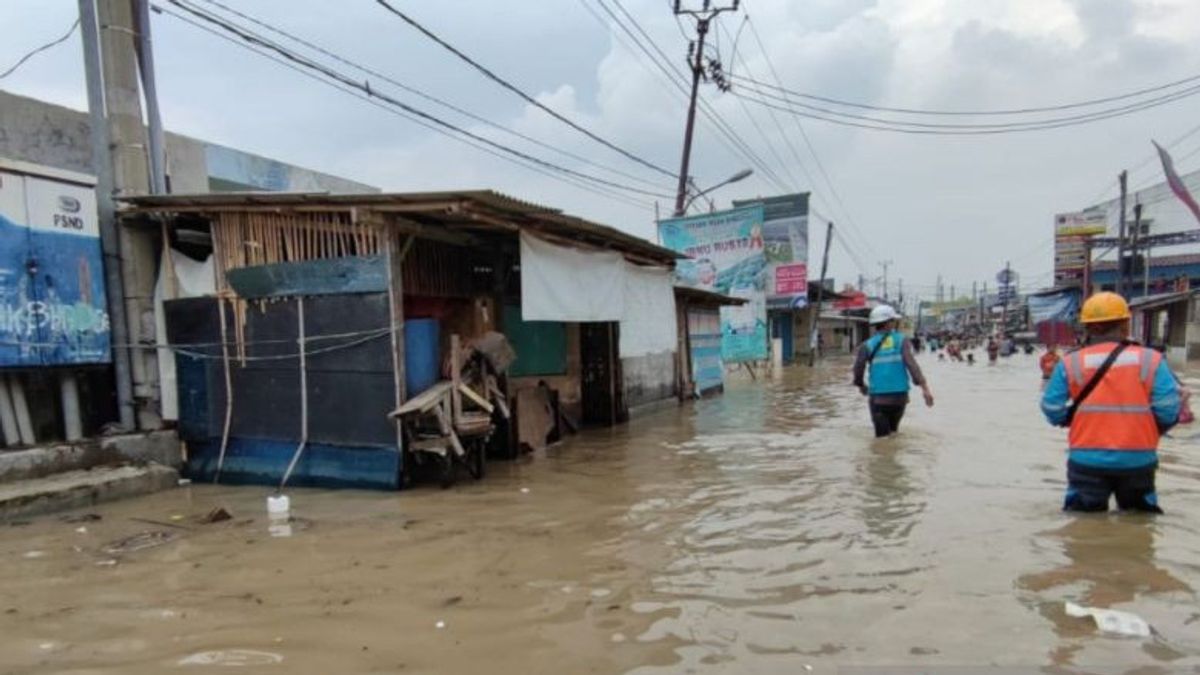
659, 205, 768, 362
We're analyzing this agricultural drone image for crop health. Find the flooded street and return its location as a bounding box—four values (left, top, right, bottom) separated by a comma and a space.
2, 354, 1199, 674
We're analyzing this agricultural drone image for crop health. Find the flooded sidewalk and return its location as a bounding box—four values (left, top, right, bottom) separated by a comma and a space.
1, 354, 1198, 673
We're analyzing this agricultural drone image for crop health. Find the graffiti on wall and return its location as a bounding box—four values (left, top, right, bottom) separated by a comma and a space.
0, 171, 111, 366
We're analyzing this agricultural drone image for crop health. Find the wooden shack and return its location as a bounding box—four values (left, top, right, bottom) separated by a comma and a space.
121, 191, 679, 489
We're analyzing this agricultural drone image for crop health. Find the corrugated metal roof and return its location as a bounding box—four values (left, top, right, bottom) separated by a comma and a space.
1094, 253, 1200, 271
1129, 290, 1198, 311
118, 189, 679, 263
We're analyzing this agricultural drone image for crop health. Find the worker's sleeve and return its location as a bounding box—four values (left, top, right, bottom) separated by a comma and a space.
852, 344, 868, 387
902, 339, 926, 387
1040, 362, 1071, 427
1150, 360, 1182, 433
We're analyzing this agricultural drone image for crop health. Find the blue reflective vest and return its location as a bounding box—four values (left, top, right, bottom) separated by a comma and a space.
866, 331, 910, 395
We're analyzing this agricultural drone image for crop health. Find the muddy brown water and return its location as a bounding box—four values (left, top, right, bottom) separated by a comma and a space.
1, 355, 1198, 674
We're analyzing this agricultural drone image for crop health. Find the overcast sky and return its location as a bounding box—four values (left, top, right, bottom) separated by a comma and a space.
3, 0, 1200, 301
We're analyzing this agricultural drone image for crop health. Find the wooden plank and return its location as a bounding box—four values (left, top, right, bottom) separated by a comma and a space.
486, 380, 510, 419
390, 380, 452, 417
458, 383, 494, 414
450, 335, 463, 423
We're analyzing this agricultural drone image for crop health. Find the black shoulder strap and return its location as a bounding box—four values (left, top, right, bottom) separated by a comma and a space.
866, 333, 888, 364
1064, 341, 1132, 425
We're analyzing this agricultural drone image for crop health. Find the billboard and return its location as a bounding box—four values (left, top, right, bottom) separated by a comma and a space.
734, 193, 809, 309
1053, 210, 1106, 287
0, 169, 110, 366
659, 205, 768, 362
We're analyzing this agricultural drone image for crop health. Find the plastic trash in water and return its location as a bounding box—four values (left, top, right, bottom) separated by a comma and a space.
1065, 601, 1152, 637
267, 495, 292, 538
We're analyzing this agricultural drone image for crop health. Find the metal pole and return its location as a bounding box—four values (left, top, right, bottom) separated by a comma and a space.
133, 0, 166, 194
1001, 261, 1011, 334
1117, 170, 1128, 297
673, 18, 708, 217
79, 0, 136, 431
1131, 202, 1142, 297
1144, 243, 1152, 296
1082, 237, 1093, 297
808, 221, 834, 366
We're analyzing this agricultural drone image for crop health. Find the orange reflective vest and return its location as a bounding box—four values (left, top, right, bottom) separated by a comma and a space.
1063, 343, 1162, 452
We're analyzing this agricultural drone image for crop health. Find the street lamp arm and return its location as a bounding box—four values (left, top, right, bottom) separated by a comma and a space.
679, 168, 753, 215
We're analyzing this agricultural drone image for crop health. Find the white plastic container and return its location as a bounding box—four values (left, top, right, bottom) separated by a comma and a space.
266, 495, 290, 517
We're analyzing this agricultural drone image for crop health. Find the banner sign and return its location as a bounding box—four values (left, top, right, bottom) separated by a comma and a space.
0, 170, 110, 366
1053, 210, 1106, 287
833, 291, 868, 310
659, 205, 768, 362
735, 193, 809, 310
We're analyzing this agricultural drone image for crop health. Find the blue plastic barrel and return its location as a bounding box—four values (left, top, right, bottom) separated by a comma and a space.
404, 319, 440, 396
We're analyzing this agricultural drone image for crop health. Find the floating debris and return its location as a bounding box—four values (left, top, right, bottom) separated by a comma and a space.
199, 507, 233, 524
60, 513, 101, 524
177, 649, 283, 666
101, 530, 179, 556
1065, 601, 1152, 638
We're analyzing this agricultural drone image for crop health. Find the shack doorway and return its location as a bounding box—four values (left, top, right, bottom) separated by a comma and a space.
580, 322, 625, 427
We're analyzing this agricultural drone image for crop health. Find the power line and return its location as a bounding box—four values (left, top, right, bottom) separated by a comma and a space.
158, 1, 660, 208
0, 18, 79, 80
739, 9, 880, 263
192, 0, 671, 192
728, 68, 1200, 117
372, 0, 678, 180
734, 79, 1200, 132
594, 0, 792, 193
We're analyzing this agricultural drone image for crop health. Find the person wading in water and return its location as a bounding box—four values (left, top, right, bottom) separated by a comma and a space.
1041, 292, 1181, 513
853, 305, 935, 438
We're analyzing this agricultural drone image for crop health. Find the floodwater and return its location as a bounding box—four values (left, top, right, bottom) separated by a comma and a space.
2, 354, 1199, 674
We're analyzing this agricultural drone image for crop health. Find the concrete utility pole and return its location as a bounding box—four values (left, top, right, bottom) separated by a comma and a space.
1130, 201, 1142, 297
95, 0, 163, 429
80, 0, 136, 430
897, 278, 904, 305
672, 0, 740, 217
808, 221, 833, 367
880, 259, 893, 302
1117, 170, 1128, 297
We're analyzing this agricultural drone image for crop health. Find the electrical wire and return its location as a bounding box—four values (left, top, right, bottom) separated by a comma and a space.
192, 0, 672, 193
739, 9, 880, 264
733, 80, 1200, 133
595, 0, 792, 193
372, 0, 678, 180
0, 18, 79, 80
729, 68, 1200, 117
161, 0, 668, 205
734, 83, 1200, 135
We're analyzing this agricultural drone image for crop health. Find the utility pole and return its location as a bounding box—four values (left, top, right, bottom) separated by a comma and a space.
1000, 260, 1011, 335
857, 273, 865, 293
672, 0, 740, 217
950, 284, 955, 302
880, 260, 893, 302
898, 278, 904, 305
90, 0, 163, 429
808, 221, 834, 367
1082, 238, 1093, 296
936, 274, 943, 304
1130, 201, 1142, 298
1116, 169, 1128, 297
972, 281, 977, 302
80, 0, 135, 431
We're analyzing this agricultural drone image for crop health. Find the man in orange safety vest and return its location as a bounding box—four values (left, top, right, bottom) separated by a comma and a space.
1040, 292, 1182, 513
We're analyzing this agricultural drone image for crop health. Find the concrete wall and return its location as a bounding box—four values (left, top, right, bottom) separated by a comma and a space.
0, 90, 377, 194
622, 350, 677, 411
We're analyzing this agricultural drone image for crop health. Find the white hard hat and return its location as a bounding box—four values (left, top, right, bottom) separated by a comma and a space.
869, 305, 900, 325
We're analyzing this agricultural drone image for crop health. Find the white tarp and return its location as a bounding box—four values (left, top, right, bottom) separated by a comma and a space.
520, 232, 625, 322
620, 264, 677, 357
519, 232, 677, 358
154, 250, 216, 421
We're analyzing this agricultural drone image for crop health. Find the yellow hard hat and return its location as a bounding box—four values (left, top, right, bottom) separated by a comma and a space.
1079, 291, 1131, 324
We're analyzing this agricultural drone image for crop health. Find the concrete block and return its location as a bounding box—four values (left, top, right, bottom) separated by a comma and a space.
0, 464, 178, 522
0, 430, 181, 484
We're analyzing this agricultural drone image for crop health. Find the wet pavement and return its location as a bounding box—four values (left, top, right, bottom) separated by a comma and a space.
2, 353, 1198, 674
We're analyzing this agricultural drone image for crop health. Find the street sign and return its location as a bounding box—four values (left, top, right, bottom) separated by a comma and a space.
996, 269, 1019, 285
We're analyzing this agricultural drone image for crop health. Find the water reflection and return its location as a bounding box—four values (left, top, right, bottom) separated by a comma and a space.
1019, 516, 1193, 665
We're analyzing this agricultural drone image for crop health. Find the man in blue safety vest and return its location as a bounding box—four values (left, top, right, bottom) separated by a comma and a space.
853, 305, 935, 437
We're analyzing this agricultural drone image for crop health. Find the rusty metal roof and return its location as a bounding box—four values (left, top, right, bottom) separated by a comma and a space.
119, 190, 680, 264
